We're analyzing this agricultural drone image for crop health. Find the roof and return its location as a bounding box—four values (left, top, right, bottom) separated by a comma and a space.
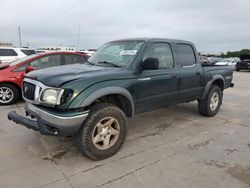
240, 54, 250, 61
38, 51, 88, 56
111, 37, 193, 44
0, 47, 35, 50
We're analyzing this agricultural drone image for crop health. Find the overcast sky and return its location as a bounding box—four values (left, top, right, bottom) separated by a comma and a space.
1, 0, 250, 52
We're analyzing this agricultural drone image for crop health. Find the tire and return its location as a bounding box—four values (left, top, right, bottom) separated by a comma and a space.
75, 103, 127, 160
198, 85, 222, 117
235, 64, 240, 71
0, 83, 20, 105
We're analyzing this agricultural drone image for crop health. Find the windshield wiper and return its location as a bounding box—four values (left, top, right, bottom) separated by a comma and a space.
97, 61, 121, 68
83, 60, 95, 65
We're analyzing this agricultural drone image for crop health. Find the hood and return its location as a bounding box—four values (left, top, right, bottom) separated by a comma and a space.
0, 63, 9, 70
25, 64, 123, 87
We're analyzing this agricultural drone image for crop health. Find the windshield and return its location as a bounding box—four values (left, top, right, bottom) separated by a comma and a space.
21, 49, 36, 55
88, 41, 145, 68
9, 54, 38, 66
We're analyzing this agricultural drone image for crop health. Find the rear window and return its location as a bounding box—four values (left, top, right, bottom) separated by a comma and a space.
0, 49, 18, 56
21, 50, 36, 55
177, 44, 196, 66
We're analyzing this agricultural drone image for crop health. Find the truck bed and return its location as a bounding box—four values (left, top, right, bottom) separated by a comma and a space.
202, 65, 234, 89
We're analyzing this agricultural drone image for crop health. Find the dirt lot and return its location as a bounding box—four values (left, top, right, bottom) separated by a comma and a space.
0, 72, 249, 188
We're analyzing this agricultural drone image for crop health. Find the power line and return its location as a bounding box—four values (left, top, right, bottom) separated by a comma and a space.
31, 0, 86, 26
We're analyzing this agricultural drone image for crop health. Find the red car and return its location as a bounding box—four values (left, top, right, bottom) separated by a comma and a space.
0, 51, 88, 105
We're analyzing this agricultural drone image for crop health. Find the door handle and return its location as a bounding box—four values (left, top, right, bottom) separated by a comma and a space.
196, 72, 201, 76
171, 74, 177, 78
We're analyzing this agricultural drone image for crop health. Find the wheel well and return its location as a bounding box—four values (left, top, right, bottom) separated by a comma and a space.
0, 82, 21, 92
91, 94, 133, 117
212, 79, 224, 90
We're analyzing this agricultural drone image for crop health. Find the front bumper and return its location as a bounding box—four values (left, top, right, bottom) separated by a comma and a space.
8, 103, 89, 136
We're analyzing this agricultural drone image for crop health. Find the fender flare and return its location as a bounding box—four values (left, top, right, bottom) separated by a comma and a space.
79, 86, 135, 116
200, 75, 225, 99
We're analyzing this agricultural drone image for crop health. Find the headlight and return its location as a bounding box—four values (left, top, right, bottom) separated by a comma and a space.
40, 88, 64, 105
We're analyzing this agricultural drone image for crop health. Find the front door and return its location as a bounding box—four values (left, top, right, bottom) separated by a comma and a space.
135, 42, 178, 113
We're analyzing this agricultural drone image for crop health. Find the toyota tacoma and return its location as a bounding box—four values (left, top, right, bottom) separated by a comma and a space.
8, 38, 234, 160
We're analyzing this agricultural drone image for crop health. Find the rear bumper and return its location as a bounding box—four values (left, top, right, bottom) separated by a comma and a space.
8, 103, 89, 136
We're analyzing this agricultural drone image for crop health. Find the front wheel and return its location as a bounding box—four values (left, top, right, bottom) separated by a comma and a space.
0, 83, 20, 105
198, 85, 222, 117
76, 103, 127, 160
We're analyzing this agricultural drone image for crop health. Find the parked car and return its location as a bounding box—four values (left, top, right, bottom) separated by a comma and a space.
0, 51, 88, 105
199, 55, 209, 65
215, 58, 238, 69
0, 47, 36, 64
8, 38, 234, 160
79, 49, 97, 56
207, 57, 222, 65
232, 57, 240, 62
236, 54, 250, 71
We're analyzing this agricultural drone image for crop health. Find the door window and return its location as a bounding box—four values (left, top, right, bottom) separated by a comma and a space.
30, 55, 61, 69
64, 54, 87, 65
0, 49, 18, 56
177, 44, 196, 67
14, 55, 62, 71
143, 43, 174, 69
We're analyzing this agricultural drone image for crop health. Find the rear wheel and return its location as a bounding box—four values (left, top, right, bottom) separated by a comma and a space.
76, 103, 127, 160
0, 83, 20, 105
198, 85, 222, 117
235, 63, 240, 71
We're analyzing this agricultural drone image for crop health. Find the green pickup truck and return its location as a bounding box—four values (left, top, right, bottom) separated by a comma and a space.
8, 38, 234, 160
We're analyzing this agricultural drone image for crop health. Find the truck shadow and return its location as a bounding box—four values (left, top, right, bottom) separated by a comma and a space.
38, 102, 200, 161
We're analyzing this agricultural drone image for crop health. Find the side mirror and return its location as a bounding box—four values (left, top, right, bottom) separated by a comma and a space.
25, 65, 34, 73
141, 58, 159, 70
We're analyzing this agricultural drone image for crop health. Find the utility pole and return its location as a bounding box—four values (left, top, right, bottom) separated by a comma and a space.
76, 24, 80, 51
18, 26, 22, 47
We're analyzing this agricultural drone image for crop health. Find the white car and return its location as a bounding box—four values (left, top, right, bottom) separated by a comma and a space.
0, 47, 36, 64
79, 49, 96, 56
215, 58, 238, 68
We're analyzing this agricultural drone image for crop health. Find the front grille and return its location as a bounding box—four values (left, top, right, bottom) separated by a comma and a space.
23, 82, 36, 100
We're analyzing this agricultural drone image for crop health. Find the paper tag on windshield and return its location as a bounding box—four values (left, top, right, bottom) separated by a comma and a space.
120, 50, 137, 56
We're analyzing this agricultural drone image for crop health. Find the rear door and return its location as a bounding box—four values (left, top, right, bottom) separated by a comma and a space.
135, 42, 179, 113
176, 43, 204, 100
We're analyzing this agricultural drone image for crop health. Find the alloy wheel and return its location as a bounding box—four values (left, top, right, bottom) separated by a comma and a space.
0, 87, 14, 104
92, 117, 120, 150
210, 91, 219, 111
